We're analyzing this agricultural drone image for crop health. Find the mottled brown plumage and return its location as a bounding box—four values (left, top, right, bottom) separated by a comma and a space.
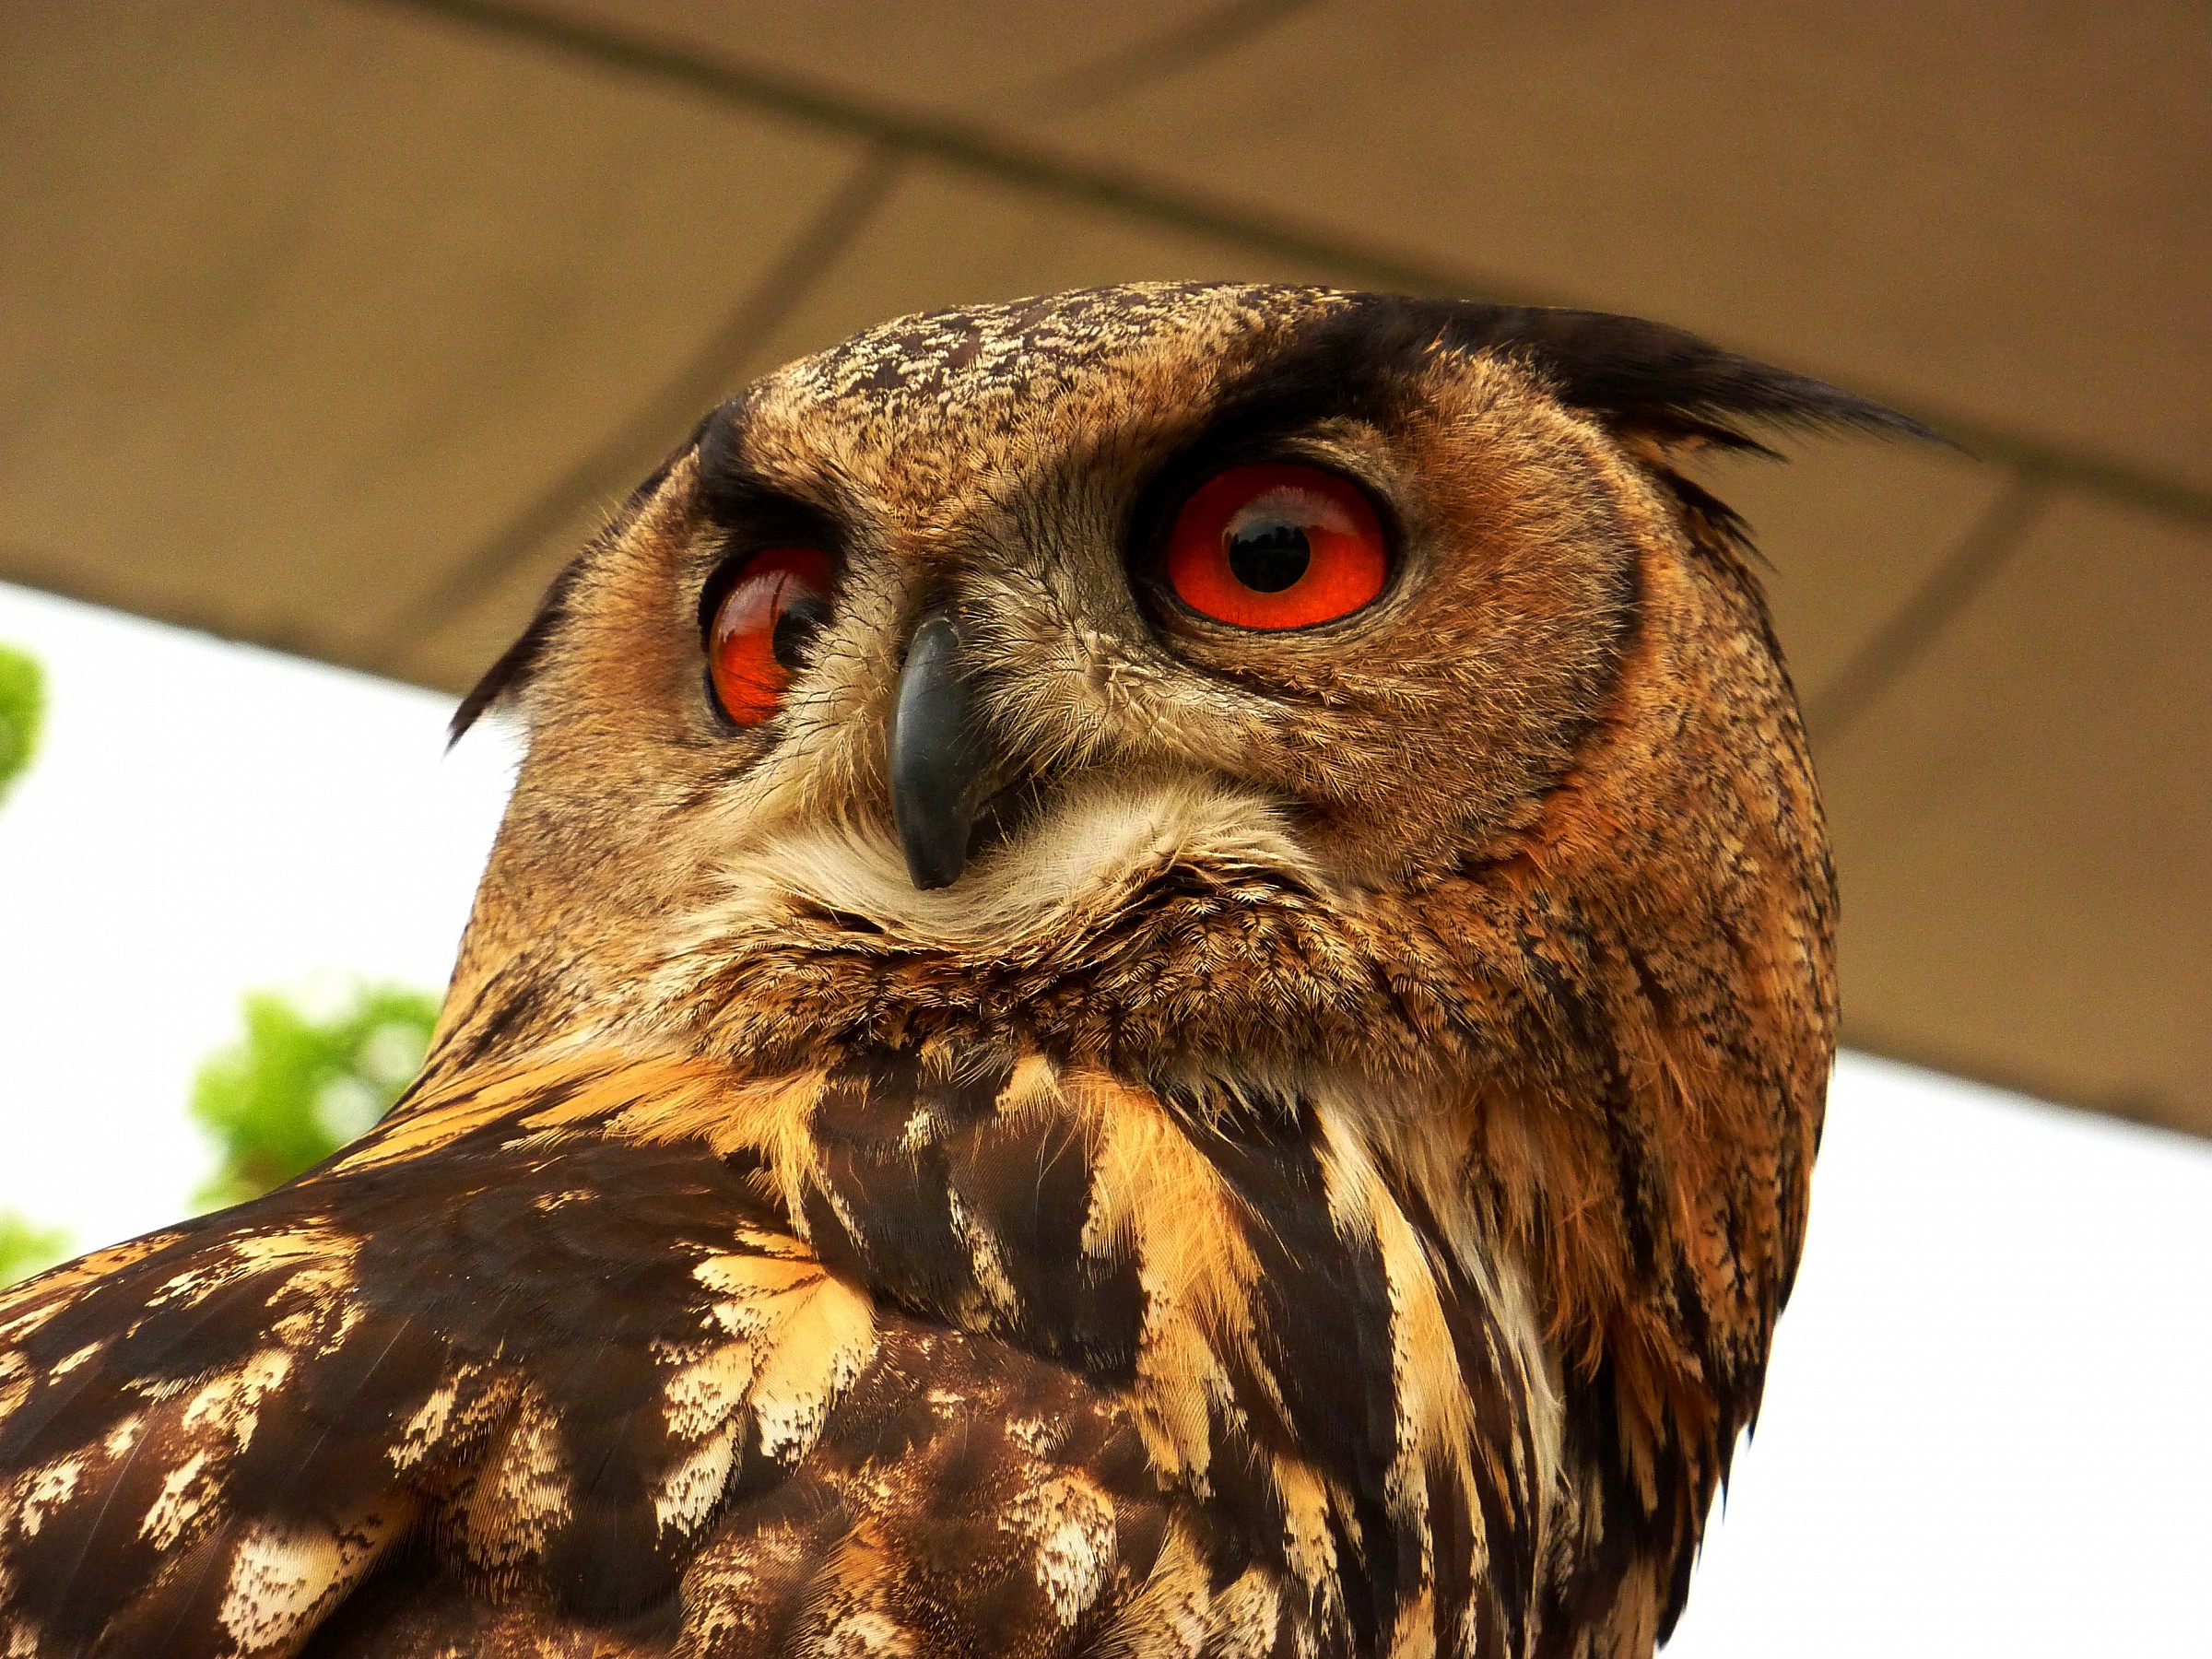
0, 285, 1918, 1656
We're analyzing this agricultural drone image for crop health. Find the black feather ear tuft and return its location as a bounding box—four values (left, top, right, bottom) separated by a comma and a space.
446, 416, 713, 747
446, 559, 583, 747
1430, 303, 1937, 450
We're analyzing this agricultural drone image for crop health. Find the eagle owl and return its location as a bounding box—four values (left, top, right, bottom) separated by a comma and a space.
0, 286, 1912, 1657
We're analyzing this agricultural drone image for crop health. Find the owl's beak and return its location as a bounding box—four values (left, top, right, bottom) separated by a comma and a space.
888, 608, 990, 890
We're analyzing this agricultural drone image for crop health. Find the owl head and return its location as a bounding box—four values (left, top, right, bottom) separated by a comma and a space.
441, 283, 1904, 1100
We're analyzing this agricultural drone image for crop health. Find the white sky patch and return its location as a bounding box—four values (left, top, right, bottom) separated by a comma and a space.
0, 580, 2206, 1652
1667, 1056, 2212, 1656
0, 581, 516, 1246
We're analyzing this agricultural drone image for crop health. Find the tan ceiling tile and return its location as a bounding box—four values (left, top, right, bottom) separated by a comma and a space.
1818, 494, 2212, 1130
1691, 441, 2008, 705
553, 0, 1263, 113
1036, 0, 2212, 485
0, 0, 864, 668
400, 519, 588, 697
721, 159, 1365, 370
6, 1, 2198, 1137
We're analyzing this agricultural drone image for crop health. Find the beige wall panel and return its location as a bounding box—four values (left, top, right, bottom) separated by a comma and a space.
1693, 442, 2007, 703
560, 0, 1243, 112
404, 162, 1359, 689
406, 546, 574, 697
1822, 497, 2212, 1130
0, 0, 862, 670
1036, 0, 2212, 485
730, 163, 1359, 367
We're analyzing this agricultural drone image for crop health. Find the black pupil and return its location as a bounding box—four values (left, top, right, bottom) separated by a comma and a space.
1226, 518, 1311, 593
771, 589, 830, 671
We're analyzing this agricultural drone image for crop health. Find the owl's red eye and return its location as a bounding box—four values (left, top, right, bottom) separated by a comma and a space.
1164, 464, 1389, 629
707, 547, 834, 726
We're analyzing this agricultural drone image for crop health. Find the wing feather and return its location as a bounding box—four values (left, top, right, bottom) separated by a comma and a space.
1, 1045, 1517, 1657
0, 1053, 1222, 1657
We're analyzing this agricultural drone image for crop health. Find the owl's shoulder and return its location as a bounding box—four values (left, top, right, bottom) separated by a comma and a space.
0, 1052, 1183, 1656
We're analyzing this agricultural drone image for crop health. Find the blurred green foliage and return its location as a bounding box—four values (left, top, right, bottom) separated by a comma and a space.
0, 651, 443, 1275
0, 651, 442, 1277
0, 1214, 71, 1290
192, 984, 440, 1211
0, 641, 41, 804
0, 641, 65, 1284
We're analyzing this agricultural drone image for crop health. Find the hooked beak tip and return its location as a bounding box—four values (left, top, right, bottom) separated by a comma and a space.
888, 610, 987, 892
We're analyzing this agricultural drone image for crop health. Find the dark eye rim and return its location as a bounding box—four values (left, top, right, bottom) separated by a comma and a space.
1129, 450, 1403, 636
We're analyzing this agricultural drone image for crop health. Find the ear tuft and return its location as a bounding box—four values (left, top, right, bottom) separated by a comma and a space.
1432, 303, 1937, 451
446, 559, 582, 747
446, 420, 712, 747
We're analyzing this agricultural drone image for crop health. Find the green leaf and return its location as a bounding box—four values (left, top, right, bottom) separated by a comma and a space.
191, 983, 441, 1211
0, 641, 44, 806
0, 1211, 72, 1288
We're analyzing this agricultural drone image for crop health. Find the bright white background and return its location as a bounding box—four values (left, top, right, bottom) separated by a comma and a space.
0, 581, 518, 1248
1, 580, 2206, 1653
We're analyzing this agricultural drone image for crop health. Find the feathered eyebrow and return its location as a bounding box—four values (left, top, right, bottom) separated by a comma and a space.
1191, 311, 1427, 452
691, 399, 850, 545
689, 415, 853, 641
691, 396, 776, 535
